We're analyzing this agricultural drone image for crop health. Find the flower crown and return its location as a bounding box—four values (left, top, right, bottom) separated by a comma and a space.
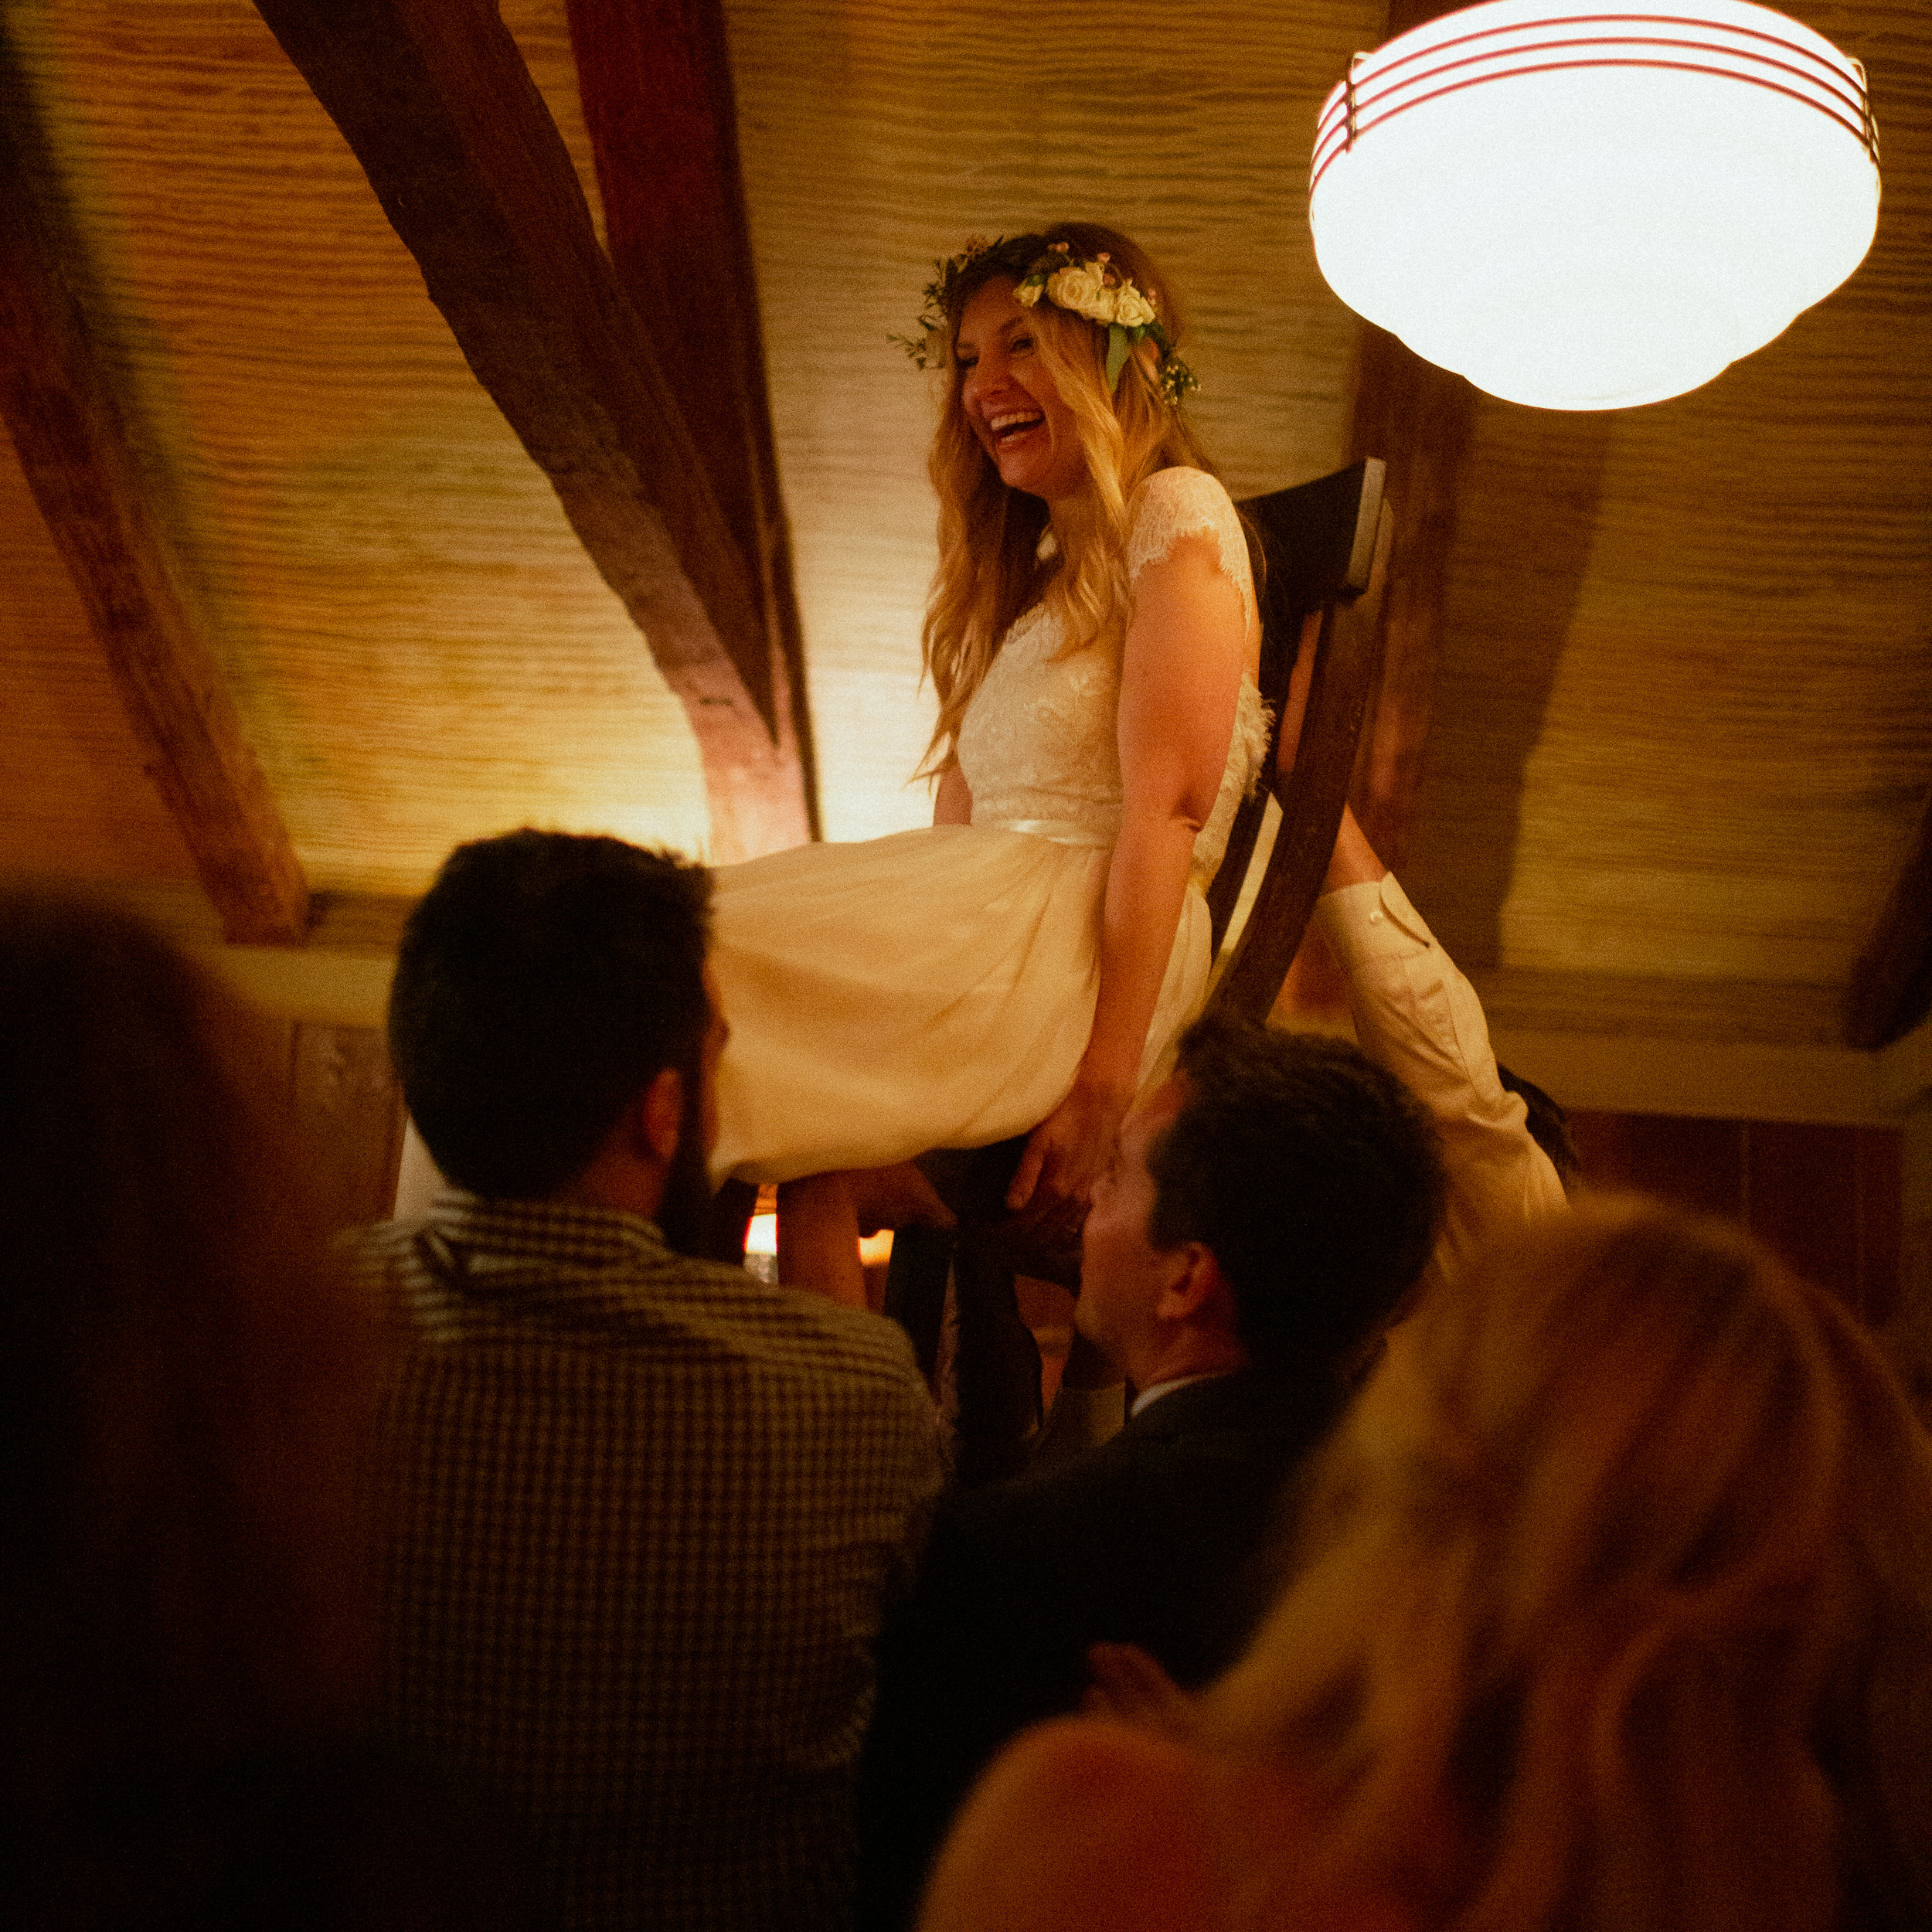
893, 236, 1199, 410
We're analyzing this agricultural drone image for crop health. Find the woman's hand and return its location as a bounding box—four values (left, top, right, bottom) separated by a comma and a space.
1005, 1079, 1129, 1238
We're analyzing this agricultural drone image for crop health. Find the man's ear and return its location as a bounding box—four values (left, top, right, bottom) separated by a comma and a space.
1153, 1244, 1236, 1332
638, 1065, 684, 1170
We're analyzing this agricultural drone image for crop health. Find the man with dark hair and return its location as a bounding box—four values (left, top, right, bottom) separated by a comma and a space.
386, 828, 717, 1217
858, 809, 1565, 1928
1137, 1022, 1444, 1368
352, 829, 941, 1932
858, 1022, 1444, 1929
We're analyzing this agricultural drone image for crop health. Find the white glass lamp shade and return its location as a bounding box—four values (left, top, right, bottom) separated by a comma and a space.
1309, 0, 1881, 409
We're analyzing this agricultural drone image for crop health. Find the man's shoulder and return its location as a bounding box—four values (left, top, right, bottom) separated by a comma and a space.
345, 1205, 929, 1401
937, 1372, 1328, 1558
928, 1420, 1146, 1575
340, 1212, 415, 1269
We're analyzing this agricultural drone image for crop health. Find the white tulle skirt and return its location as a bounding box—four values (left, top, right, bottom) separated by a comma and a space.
390, 822, 1213, 1213
709, 822, 1211, 1185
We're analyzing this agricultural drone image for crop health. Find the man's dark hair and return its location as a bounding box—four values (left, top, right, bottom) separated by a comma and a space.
1145, 1013, 1446, 1371
388, 830, 712, 1199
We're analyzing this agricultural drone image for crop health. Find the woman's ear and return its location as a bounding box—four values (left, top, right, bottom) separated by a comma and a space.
638, 1065, 685, 1170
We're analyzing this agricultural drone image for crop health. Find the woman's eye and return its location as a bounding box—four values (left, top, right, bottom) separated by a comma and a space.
1012, 335, 1033, 353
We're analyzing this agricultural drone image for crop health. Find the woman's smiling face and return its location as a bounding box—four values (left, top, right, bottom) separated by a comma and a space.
955, 277, 1087, 508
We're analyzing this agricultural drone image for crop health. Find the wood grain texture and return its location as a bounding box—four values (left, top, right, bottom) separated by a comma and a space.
1342, 322, 1478, 874
566, 0, 819, 835
0, 437, 202, 880
4, 2, 714, 888
253, 0, 811, 860
1568, 1112, 1902, 1323
1213, 500, 1392, 1016
0, 19, 307, 942
0, 0, 1927, 1110
1845, 783, 1932, 1048
289, 1019, 406, 1230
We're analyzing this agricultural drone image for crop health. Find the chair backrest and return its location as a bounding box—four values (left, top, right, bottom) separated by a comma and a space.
1207, 459, 1391, 1019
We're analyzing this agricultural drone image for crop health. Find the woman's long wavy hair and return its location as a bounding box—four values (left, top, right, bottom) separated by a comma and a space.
920, 221, 1222, 774
1205, 1196, 1932, 1932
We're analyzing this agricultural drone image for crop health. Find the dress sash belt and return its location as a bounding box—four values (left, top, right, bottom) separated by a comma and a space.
977, 816, 1117, 849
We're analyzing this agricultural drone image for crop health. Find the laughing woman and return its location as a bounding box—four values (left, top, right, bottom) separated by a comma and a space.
706, 224, 1267, 1297
396, 224, 1267, 1305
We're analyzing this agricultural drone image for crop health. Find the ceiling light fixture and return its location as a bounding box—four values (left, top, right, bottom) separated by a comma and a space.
1308, 0, 1881, 410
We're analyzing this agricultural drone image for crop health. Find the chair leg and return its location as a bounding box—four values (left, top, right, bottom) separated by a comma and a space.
704, 1176, 757, 1267
884, 1220, 954, 1385
881, 1136, 1054, 1485
950, 1231, 1042, 1488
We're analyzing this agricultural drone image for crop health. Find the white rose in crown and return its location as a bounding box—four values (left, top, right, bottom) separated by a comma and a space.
1015, 280, 1043, 308
1111, 285, 1156, 328
1048, 263, 1113, 321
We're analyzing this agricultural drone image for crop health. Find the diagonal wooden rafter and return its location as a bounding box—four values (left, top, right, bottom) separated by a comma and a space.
252, 0, 814, 862
1337, 0, 1483, 877
565, 0, 819, 835
1845, 784, 1932, 1049
1342, 319, 1474, 872
1274, 0, 1478, 1022
0, 26, 308, 945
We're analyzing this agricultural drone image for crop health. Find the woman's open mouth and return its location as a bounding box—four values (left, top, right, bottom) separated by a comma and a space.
988, 409, 1044, 447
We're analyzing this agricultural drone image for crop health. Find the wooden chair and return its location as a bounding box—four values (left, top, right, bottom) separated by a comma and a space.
886, 459, 1393, 1481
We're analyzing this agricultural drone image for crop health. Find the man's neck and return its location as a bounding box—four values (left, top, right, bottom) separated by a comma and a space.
1124, 1328, 1248, 1393
547, 1143, 665, 1223
1131, 1369, 1231, 1417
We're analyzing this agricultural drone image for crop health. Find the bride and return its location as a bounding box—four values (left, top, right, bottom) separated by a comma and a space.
397, 223, 1267, 1304
706, 223, 1267, 1298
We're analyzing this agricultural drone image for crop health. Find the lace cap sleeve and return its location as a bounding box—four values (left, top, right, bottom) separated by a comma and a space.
1125, 467, 1255, 635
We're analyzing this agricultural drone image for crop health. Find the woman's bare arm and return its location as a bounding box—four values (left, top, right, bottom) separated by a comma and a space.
1007, 532, 1248, 1222
934, 762, 973, 826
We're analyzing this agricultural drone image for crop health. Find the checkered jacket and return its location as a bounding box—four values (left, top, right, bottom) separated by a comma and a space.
349, 1195, 942, 1932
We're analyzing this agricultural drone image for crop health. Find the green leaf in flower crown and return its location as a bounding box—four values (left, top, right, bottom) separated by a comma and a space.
1105, 324, 1131, 393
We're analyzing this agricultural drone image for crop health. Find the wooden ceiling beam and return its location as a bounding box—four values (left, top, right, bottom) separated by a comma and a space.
1338, 0, 1483, 877
1845, 787, 1932, 1049
1341, 320, 1475, 873
0, 29, 308, 944
565, 0, 819, 835
252, 0, 813, 862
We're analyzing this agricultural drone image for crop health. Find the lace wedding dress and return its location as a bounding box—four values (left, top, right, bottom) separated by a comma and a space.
711, 467, 1267, 1184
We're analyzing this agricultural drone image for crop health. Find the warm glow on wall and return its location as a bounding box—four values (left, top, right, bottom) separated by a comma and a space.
1309, 0, 1881, 409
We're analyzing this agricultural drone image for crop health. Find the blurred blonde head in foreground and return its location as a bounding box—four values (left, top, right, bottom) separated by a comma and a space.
1207, 1196, 1932, 1932
921, 1197, 1932, 1932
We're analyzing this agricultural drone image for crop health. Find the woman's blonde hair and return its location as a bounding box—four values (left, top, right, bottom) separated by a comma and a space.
1206, 1196, 1932, 1932
920, 222, 1221, 773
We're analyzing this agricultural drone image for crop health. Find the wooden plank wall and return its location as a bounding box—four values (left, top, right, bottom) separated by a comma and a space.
1570, 1111, 1903, 1325
287, 1021, 406, 1233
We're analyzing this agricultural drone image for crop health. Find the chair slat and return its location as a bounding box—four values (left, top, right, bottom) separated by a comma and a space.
1209, 461, 1387, 951
1209, 496, 1392, 1018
